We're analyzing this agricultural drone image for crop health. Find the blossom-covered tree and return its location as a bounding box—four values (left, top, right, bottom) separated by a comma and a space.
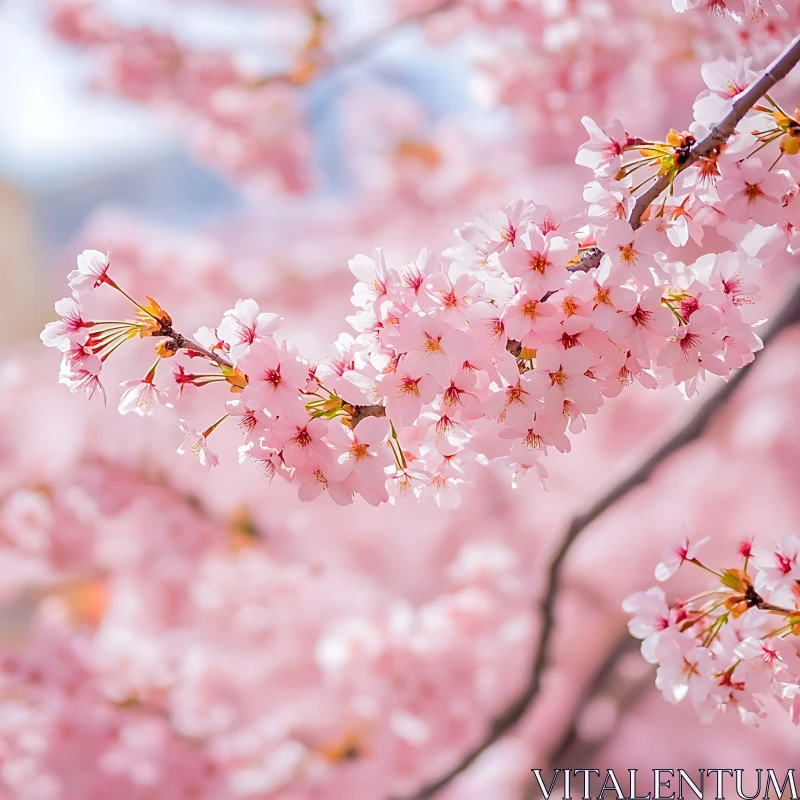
8, 0, 800, 796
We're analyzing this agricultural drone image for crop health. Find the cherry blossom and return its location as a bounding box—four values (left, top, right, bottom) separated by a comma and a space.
58, 355, 106, 403
177, 420, 220, 469
623, 587, 670, 642
44, 76, 794, 508
655, 535, 711, 581
379, 369, 441, 427
40, 297, 91, 349
499, 228, 579, 294
217, 299, 282, 362
67, 249, 111, 295
595, 220, 666, 286
239, 339, 310, 417
628, 532, 800, 728
118, 376, 167, 417
717, 159, 793, 227
657, 307, 727, 385
751, 533, 800, 590
575, 117, 629, 177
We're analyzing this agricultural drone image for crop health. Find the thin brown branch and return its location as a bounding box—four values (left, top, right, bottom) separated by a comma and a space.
569, 32, 800, 274
394, 279, 800, 800
349, 402, 388, 427
164, 329, 234, 369
251, 0, 460, 87
319, 0, 459, 78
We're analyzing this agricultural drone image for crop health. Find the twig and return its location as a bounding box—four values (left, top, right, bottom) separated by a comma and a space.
570, 32, 800, 274
251, 0, 460, 87
318, 0, 459, 78
393, 280, 800, 800
349, 402, 389, 427
170, 331, 233, 369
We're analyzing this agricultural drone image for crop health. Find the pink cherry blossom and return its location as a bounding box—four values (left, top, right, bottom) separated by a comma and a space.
694, 55, 757, 126
718, 159, 793, 227
656, 646, 714, 706
606, 287, 676, 358
658, 307, 726, 385
40, 297, 91, 349
330, 416, 393, 505
623, 586, 672, 664
524, 343, 602, 417
752, 533, 800, 590
269, 415, 331, 469
596, 219, 667, 286
499, 228, 579, 293
379, 370, 441, 427
473, 199, 536, 252
350, 249, 396, 311
295, 456, 354, 505
655, 535, 711, 581
395, 316, 472, 386
217, 299, 282, 362
58, 354, 106, 403
118, 377, 168, 417
575, 117, 628, 177
239, 340, 310, 416
177, 420, 220, 469
736, 638, 800, 677
67, 249, 112, 295
500, 292, 560, 346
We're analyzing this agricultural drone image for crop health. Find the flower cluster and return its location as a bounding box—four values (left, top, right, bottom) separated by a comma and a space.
0, 454, 533, 798
44, 38, 800, 506
672, 0, 787, 18
625, 533, 800, 726
48, 0, 317, 192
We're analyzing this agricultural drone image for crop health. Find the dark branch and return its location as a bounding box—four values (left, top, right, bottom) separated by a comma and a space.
163, 329, 233, 369
349, 402, 389, 427
520, 633, 651, 798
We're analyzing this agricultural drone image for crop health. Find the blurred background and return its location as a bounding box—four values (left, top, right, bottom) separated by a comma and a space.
2, 0, 800, 798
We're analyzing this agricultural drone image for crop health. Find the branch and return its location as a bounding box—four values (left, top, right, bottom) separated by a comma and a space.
570, 32, 800, 274
163, 329, 234, 369
251, 0, 460, 87
319, 0, 459, 79
349, 402, 388, 427
172, 24, 800, 412
394, 279, 800, 800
